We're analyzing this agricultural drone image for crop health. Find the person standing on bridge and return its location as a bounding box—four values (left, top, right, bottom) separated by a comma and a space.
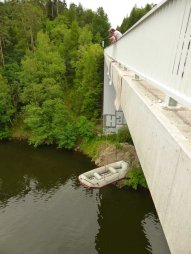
109, 28, 122, 44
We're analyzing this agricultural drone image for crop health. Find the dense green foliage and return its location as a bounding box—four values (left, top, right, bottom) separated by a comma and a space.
116, 127, 133, 144
0, 0, 110, 148
0, 73, 14, 138
125, 166, 148, 190
117, 4, 154, 33
0, 0, 153, 150
24, 101, 95, 148
71, 43, 103, 120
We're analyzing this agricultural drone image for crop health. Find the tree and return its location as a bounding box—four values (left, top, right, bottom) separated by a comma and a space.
24, 99, 77, 148
72, 44, 103, 120
62, 20, 80, 85
46, 15, 68, 44
118, 4, 153, 33
3, 62, 21, 109
66, 3, 77, 26
21, 78, 64, 105
78, 26, 93, 47
80, 9, 94, 27
0, 73, 14, 138
18, 1, 45, 51
20, 31, 66, 87
46, 0, 67, 20
92, 7, 110, 43
0, 2, 10, 66
0, 0, 112, 144
0, 37, 5, 67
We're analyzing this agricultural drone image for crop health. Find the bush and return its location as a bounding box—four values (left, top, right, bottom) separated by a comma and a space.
23, 101, 96, 149
24, 99, 78, 148
117, 127, 133, 144
76, 116, 95, 141
0, 74, 15, 139
125, 166, 148, 190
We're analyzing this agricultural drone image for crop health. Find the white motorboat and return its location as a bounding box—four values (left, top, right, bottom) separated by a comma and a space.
78, 160, 129, 189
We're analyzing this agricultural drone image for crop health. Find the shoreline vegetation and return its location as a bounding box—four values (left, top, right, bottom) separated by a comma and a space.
0, 1, 152, 190
11, 122, 148, 190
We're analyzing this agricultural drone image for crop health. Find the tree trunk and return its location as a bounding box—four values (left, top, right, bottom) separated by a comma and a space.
56, 0, 58, 16
51, 0, 54, 19
30, 27, 34, 52
20, 5, 30, 49
0, 37, 5, 67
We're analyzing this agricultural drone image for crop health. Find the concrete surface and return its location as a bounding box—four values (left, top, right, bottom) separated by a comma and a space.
105, 62, 191, 254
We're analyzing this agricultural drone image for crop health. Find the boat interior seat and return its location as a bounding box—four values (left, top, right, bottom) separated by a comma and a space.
108, 167, 117, 174
93, 172, 102, 180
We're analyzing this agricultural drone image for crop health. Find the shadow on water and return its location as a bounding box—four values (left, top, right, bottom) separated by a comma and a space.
142, 213, 170, 254
95, 186, 170, 254
0, 141, 170, 254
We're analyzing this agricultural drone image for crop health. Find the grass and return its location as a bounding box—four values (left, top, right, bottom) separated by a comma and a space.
80, 127, 133, 159
80, 136, 112, 160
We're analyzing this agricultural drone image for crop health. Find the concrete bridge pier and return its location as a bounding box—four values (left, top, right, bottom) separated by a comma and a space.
103, 60, 126, 133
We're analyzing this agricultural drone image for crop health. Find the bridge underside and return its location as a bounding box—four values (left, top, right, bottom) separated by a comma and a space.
104, 61, 191, 254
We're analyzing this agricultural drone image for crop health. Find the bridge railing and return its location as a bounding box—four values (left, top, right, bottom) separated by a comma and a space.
105, 0, 191, 109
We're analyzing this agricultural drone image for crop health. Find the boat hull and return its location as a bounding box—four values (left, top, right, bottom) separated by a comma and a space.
79, 177, 126, 189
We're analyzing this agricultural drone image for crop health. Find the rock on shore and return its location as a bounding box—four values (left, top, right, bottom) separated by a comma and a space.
95, 143, 140, 168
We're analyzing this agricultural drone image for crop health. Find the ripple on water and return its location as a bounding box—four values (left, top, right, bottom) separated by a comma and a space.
141, 212, 170, 254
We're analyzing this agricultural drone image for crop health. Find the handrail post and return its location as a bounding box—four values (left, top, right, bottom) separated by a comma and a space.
165, 96, 178, 107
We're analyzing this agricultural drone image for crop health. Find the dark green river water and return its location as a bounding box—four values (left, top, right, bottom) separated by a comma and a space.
0, 141, 170, 254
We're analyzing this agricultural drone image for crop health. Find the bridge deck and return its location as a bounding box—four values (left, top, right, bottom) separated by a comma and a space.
137, 80, 191, 144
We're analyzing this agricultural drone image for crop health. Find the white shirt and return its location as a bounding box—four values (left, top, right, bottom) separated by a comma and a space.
114, 30, 122, 41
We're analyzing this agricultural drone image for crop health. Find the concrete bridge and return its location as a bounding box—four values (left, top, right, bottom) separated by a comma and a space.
103, 1, 191, 253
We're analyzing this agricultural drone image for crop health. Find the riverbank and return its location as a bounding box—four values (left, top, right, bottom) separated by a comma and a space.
10, 121, 148, 189
81, 141, 139, 167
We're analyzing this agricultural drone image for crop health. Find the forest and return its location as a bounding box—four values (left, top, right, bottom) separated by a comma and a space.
0, 0, 153, 149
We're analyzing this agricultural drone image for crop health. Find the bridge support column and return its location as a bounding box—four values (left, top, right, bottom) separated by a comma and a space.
103, 59, 126, 133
